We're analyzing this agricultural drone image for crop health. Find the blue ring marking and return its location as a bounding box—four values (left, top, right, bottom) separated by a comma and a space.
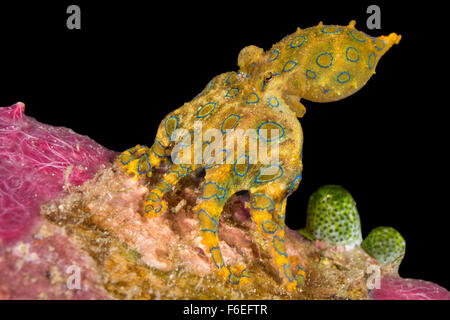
165, 116, 178, 141
225, 88, 239, 98
197, 209, 218, 233
322, 26, 341, 34
368, 53, 376, 69
255, 164, 284, 183
283, 60, 297, 72
346, 47, 359, 62
297, 264, 305, 272
280, 196, 287, 210
374, 38, 386, 51
316, 53, 333, 68
233, 155, 249, 177
200, 182, 226, 200
228, 273, 240, 285
152, 140, 169, 158
324, 89, 329, 93
246, 62, 256, 78
268, 97, 279, 107
246, 92, 260, 104
296, 274, 305, 288
155, 179, 171, 193
137, 153, 151, 174
290, 35, 306, 48
120, 153, 132, 165
306, 69, 316, 79
350, 30, 366, 42
146, 192, 160, 202
241, 269, 250, 278
262, 220, 278, 234
273, 236, 288, 257
337, 71, 351, 83
257, 121, 285, 142
221, 114, 240, 134
283, 264, 294, 282
250, 194, 275, 211
168, 164, 189, 178
225, 72, 238, 84
210, 247, 224, 269
144, 204, 162, 214
268, 49, 279, 61
278, 214, 286, 229
127, 147, 137, 154
288, 174, 302, 195
196, 102, 216, 118
205, 149, 229, 169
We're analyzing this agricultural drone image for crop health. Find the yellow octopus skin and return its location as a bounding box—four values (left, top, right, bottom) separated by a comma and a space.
117, 21, 401, 291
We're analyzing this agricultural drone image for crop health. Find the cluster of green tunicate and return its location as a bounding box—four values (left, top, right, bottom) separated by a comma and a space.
299, 185, 362, 246
299, 185, 406, 266
362, 226, 406, 265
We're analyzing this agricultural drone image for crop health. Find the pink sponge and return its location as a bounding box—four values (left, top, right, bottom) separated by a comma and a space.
0, 102, 116, 243
371, 276, 450, 300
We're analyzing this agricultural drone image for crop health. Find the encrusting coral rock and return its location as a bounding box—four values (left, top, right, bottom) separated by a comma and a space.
0, 223, 111, 299
41, 163, 373, 299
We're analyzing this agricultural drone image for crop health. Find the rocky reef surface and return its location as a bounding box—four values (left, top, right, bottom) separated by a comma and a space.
1, 103, 448, 300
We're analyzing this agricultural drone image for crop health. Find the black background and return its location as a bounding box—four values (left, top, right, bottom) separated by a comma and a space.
1, 1, 448, 291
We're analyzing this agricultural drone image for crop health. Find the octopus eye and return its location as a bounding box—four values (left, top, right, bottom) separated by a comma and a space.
264, 72, 275, 83
262, 72, 277, 91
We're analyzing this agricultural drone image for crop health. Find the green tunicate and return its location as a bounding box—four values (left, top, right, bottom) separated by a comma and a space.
299, 185, 362, 246
362, 226, 406, 265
